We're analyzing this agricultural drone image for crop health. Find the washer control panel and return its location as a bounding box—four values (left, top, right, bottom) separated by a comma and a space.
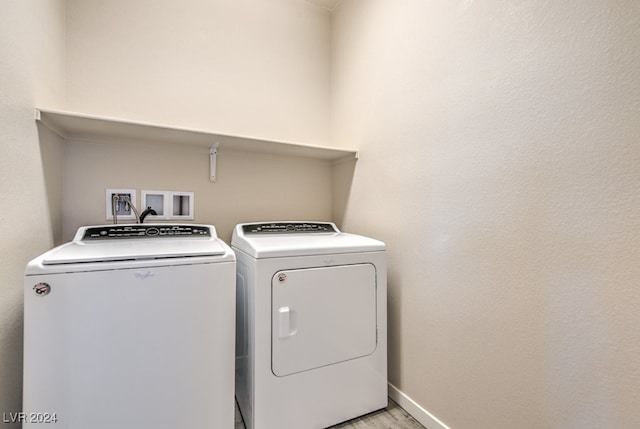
242, 222, 338, 235
82, 225, 211, 240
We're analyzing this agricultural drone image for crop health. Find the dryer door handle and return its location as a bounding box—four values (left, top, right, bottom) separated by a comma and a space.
278, 307, 297, 338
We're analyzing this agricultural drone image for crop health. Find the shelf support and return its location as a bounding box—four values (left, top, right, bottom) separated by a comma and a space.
210, 142, 220, 182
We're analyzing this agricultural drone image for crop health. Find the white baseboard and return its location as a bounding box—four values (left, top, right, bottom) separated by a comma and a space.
388, 383, 451, 429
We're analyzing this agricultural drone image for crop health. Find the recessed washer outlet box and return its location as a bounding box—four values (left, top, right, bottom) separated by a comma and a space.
141, 190, 167, 219
106, 189, 137, 221
141, 190, 194, 220
171, 191, 194, 220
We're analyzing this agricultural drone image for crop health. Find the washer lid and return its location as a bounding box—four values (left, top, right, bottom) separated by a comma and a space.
232, 222, 385, 258
41, 238, 227, 265
36, 224, 227, 265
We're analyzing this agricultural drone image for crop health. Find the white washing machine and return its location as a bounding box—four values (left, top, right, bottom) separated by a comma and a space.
23, 224, 236, 429
232, 221, 387, 429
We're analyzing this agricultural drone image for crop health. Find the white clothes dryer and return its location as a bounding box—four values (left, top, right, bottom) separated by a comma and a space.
232, 221, 387, 429
23, 224, 236, 429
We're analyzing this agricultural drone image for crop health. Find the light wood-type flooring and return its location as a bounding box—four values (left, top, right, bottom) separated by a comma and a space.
234, 398, 425, 429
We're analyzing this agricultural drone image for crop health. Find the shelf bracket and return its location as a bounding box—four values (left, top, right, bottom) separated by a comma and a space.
209, 143, 220, 182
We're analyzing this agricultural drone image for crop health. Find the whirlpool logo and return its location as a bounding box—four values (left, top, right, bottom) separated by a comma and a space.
134, 271, 155, 280
33, 282, 51, 296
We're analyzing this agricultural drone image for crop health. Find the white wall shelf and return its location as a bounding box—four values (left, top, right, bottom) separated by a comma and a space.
35, 108, 358, 162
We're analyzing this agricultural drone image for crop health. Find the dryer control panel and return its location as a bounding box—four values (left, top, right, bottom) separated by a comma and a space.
242, 222, 338, 235
82, 225, 211, 240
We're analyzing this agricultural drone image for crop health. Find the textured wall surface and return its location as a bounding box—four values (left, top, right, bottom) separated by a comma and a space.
331, 0, 640, 427
61, 140, 333, 243
65, 0, 331, 146
0, 1, 65, 425
59, 0, 335, 242
59, 0, 335, 244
